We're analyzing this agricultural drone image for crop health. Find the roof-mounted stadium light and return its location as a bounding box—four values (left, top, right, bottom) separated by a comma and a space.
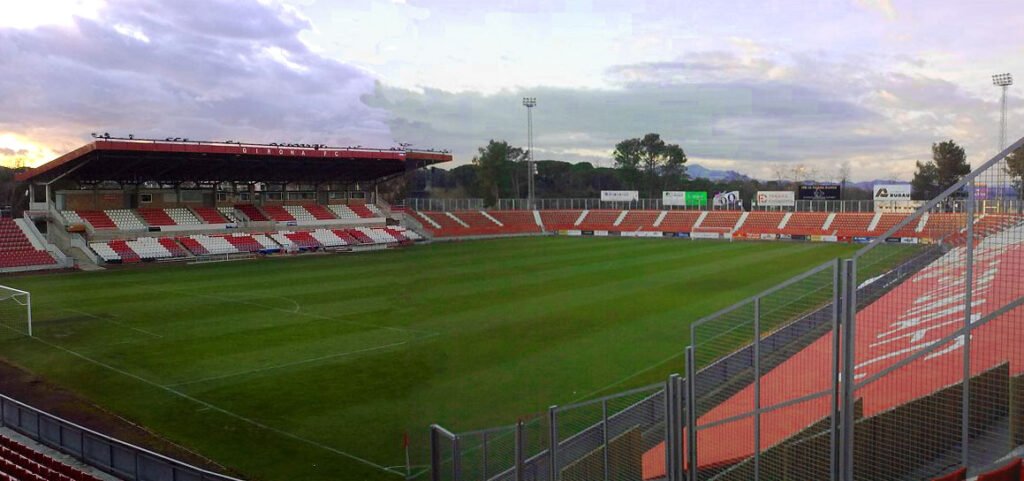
522, 97, 537, 209
993, 73, 1013, 150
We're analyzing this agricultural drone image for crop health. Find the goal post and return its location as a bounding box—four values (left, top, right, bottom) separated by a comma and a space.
0, 285, 32, 337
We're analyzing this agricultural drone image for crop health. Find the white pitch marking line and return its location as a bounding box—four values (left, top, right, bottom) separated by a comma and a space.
165, 340, 409, 388
65, 308, 163, 338
568, 350, 685, 404
0, 324, 405, 477
141, 285, 438, 337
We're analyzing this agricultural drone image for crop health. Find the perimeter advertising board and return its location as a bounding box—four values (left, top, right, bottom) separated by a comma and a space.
873, 184, 911, 202
601, 190, 639, 202
755, 191, 796, 207
798, 184, 841, 200
663, 191, 708, 206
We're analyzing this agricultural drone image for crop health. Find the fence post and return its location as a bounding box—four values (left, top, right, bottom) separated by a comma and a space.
515, 419, 525, 481
961, 180, 975, 470
753, 297, 761, 481
830, 258, 842, 481
453, 434, 462, 481
685, 346, 698, 481
548, 406, 558, 481
839, 259, 857, 481
430, 425, 441, 481
482, 430, 489, 481
666, 373, 683, 481
602, 399, 610, 481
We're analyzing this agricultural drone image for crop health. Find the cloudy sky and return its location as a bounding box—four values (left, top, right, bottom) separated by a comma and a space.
1, 0, 1022, 181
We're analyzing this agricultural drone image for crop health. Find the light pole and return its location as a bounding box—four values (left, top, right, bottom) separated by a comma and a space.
993, 73, 1013, 150
522, 97, 537, 209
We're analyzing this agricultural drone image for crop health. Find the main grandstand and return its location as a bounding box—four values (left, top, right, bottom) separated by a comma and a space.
0, 135, 1022, 481
4, 137, 450, 272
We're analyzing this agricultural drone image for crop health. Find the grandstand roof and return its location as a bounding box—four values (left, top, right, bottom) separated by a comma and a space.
16, 139, 452, 184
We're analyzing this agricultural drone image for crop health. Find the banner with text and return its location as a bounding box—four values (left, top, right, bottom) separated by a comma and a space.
873, 184, 912, 202
713, 191, 742, 208
663, 191, 707, 206
798, 184, 841, 200
601, 190, 639, 202
755, 191, 796, 207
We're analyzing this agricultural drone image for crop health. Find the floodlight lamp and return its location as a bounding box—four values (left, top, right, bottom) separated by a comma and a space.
993, 73, 1013, 86
522, 97, 537, 107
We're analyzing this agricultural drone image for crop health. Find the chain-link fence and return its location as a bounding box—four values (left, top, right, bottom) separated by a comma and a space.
846, 135, 1024, 481
1, 394, 242, 481
431, 137, 1024, 481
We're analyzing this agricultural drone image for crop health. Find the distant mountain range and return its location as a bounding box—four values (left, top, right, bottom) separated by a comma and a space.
685, 164, 907, 188
686, 164, 751, 181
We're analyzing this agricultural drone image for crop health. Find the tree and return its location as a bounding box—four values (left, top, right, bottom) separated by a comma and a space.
612, 133, 687, 198
471, 140, 526, 206
911, 160, 939, 200
612, 137, 642, 191
912, 140, 969, 200
506, 147, 530, 198
1005, 145, 1024, 198
836, 162, 851, 198
932, 140, 970, 191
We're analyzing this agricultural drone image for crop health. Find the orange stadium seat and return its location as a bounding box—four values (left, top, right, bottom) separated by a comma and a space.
696, 211, 742, 232
736, 211, 785, 236
780, 212, 828, 236
488, 211, 542, 233
829, 213, 874, 237
657, 211, 701, 232
539, 210, 583, 231
576, 210, 621, 231
616, 210, 660, 231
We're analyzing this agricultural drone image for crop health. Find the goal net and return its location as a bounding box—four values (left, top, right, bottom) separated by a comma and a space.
0, 285, 32, 338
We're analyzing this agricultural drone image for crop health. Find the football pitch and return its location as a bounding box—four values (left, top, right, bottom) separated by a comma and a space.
0, 237, 862, 480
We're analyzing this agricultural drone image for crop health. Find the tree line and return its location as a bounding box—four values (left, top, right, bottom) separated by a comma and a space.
414, 135, 1024, 207
909, 140, 1024, 201
413, 134, 874, 205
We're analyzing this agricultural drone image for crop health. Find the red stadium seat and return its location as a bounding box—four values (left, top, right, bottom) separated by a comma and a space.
976, 459, 1021, 481
192, 207, 229, 223
0, 434, 103, 481
0, 218, 58, 269
931, 467, 966, 481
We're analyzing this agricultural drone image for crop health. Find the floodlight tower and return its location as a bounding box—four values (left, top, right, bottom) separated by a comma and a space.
522, 97, 537, 209
993, 73, 1013, 150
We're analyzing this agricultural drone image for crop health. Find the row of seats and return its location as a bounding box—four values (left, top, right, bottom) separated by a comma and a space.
933, 457, 1023, 480
414, 210, 1006, 240
0, 218, 58, 270
88, 226, 417, 262
89, 237, 185, 263
61, 204, 385, 230
0, 434, 102, 481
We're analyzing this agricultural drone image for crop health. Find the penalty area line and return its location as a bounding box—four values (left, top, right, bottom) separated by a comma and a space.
165, 340, 410, 388
3, 325, 406, 477
141, 284, 439, 337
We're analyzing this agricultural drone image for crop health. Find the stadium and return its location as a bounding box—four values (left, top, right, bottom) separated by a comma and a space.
1, 2, 1024, 480
0, 129, 1021, 481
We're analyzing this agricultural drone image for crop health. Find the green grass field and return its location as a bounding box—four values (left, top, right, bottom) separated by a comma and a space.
0, 237, 862, 480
